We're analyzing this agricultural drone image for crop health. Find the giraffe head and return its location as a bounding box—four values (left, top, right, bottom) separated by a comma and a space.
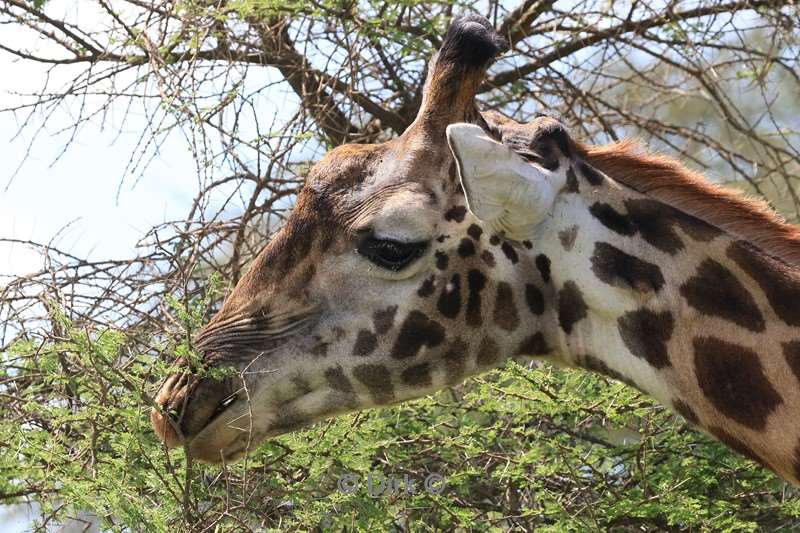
150, 16, 555, 463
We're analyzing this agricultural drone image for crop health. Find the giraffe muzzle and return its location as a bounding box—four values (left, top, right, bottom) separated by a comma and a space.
150, 370, 240, 453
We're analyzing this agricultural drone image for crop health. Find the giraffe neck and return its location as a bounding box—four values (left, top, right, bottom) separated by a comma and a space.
530, 169, 800, 483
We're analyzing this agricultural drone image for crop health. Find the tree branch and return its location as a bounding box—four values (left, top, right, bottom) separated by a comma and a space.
485, 0, 791, 90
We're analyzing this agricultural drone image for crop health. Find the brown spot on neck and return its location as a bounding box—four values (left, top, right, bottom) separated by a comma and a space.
535, 254, 551, 283
391, 311, 446, 359
680, 258, 765, 332
373, 305, 398, 335
437, 273, 462, 319
466, 269, 487, 326
402, 362, 433, 387
353, 330, 378, 356
728, 241, 800, 327
500, 241, 519, 264
493, 281, 519, 331
558, 225, 578, 251
516, 333, 549, 356
557, 281, 587, 335
444, 205, 467, 222
591, 242, 664, 293
693, 336, 782, 430
579, 139, 799, 266
353, 364, 394, 404
617, 309, 674, 369
476, 337, 500, 367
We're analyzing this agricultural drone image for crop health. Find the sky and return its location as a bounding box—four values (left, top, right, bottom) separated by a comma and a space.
0, 1, 308, 288
0, 22, 198, 283
0, 6, 270, 529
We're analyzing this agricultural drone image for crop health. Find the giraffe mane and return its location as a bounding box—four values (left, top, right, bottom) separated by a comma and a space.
577, 139, 800, 267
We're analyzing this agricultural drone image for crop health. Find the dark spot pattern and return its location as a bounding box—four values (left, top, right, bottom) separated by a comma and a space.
353, 364, 394, 404
493, 282, 519, 331
672, 400, 699, 425
310, 343, 329, 357
435, 251, 449, 270
402, 363, 432, 387
522, 240, 533, 249
565, 166, 579, 193
437, 274, 462, 318
501, 241, 519, 264
490, 235, 501, 246
728, 241, 800, 326
589, 198, 719, 254
417, 276, 436, 297
373, 305, 397, 335
466, 269, 487, 326
516, 333, 549, 355
782, 341, 800, 383
589, 202, 636, 236
636, 198, 721, 244
476, 337, 500, 367
325, 366, 353, 393
558, 281, 588, 334
525, 284, 544, 315
272, 409, 307, 433
292, 376, 312, 395
617, 309, 674, 369
579, 161, 604, 185
624, 199, 685, 254
558, 225, 579, 251
481, 250, 496, 267
680, 259, 765, 332
458, 238, 476, 257
444, 205, 467, 223
675, 215, 722, 242
467, 224, 483, 240
709, 426, 768, 468
391, 311, 446, 359
694, 336, 782, 430
352, 329, 378, 356
444, 338, 469, 384
591, 242, 665, 292
579, 354, 633, 386
535, 254, 551, 283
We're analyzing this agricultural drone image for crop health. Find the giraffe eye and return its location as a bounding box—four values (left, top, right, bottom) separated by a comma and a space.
357, 236, 429, 271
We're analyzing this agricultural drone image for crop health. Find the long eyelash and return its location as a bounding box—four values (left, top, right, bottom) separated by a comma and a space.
356, 236, 428, 271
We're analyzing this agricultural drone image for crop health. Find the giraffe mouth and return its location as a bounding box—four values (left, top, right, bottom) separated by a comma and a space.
185, 383, 359, 463
203, 392, 239, 428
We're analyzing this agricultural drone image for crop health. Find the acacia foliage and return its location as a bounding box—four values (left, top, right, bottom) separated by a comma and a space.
1, 0, 800, 530
4, 312, 800, 531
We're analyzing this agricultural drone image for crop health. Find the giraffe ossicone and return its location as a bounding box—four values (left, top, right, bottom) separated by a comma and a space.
150, 15, 800, 487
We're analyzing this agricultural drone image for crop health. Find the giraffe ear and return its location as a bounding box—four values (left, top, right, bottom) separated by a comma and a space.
446, 123, 559, 240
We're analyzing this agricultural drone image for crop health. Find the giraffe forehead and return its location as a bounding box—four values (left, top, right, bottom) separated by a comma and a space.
345, 183, 441, 239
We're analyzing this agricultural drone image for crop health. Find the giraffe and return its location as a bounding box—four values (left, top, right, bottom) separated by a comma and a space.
151, 15, 800, 485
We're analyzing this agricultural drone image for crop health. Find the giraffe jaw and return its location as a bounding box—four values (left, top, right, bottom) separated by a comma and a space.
185, 384, 363, 463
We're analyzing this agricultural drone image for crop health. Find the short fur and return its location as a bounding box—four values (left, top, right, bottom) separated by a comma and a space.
577, 140, 800, 267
